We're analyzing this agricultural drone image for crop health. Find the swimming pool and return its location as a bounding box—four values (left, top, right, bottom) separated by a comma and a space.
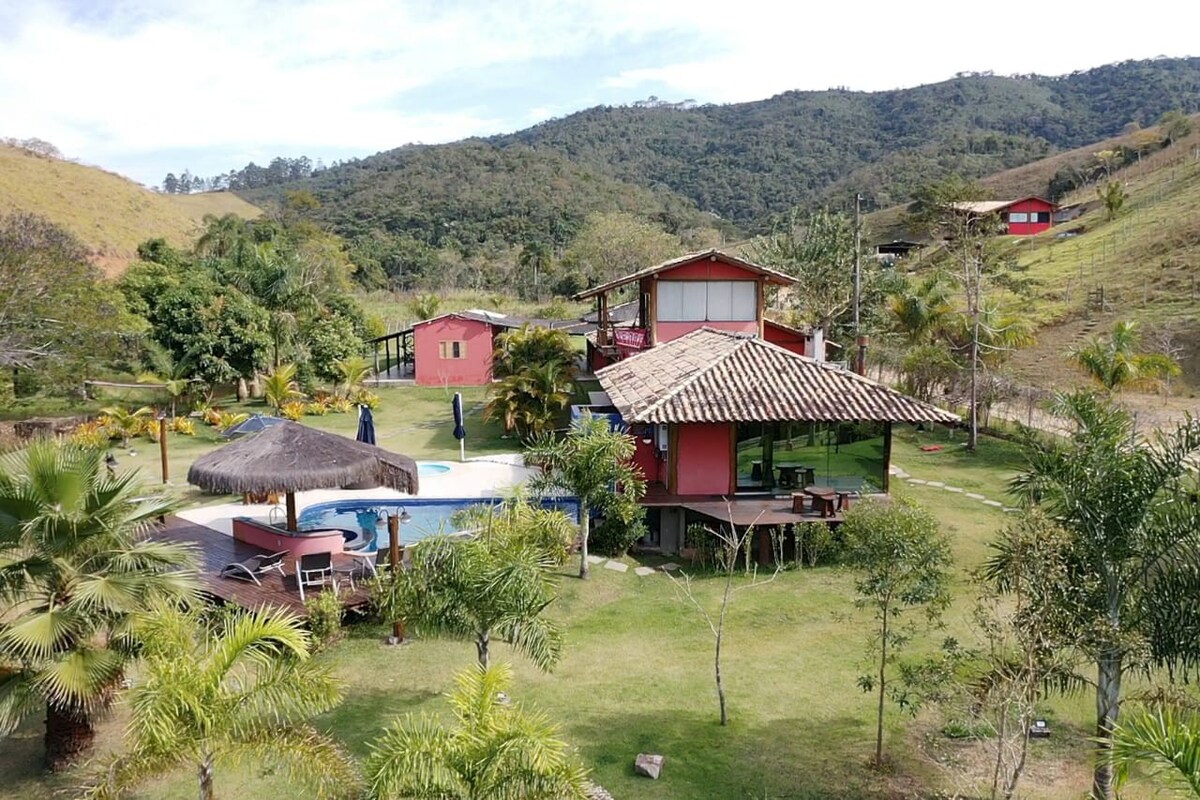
417, 462, 452, 477
297, 497, 579, 551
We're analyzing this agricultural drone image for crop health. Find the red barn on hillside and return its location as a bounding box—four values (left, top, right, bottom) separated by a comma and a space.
951, 196, 1057, 236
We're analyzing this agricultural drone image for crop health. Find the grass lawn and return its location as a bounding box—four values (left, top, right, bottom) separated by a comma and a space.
0, 429, 1164, 799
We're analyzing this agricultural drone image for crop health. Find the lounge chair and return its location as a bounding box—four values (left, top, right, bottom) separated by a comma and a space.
296, 552, 337, 602
219, 551, 287, 585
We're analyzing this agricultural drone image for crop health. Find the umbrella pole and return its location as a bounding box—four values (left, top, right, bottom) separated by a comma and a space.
286, 492, 297, 531
460, 438, 465, 462
388, 515, 405, 644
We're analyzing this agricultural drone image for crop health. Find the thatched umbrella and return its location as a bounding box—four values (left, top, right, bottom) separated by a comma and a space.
187, 420, 419, 530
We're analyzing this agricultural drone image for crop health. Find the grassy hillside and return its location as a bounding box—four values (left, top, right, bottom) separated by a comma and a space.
0, 145, 260, 274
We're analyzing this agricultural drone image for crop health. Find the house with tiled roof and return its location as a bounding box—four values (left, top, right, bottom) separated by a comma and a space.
576, 250, 957, 557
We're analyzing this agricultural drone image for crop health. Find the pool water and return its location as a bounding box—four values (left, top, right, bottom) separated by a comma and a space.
417, 462, 451, 477
297, 497, 579, 551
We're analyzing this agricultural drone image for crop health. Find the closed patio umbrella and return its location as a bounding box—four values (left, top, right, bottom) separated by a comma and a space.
452, 392, 466, 461
356, 405, 376, 445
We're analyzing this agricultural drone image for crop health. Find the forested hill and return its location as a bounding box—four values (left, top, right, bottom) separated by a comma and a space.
242, 58, 1200, 281
497, 58, 1200, 228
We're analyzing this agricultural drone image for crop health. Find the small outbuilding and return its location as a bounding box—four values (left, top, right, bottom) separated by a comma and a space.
950, 196, 1057, 236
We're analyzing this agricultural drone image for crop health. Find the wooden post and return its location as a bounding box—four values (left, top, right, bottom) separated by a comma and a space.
388, 515, 405, 643
285, 492, 297, 531
882, 423, 893, 493
158, 417, 169, 484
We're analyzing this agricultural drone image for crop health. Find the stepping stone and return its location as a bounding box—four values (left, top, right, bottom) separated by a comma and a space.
660, 562, 681, 572
965, 493, 986, 500
907, 478, 927, 485
944, 486, 964, 493
586, 555, 606, 564
982, 499, 1004, 508
603, 560, 629, 573
1003, 507, 1019, 514
634, 566, 656, 577
926, 481, 946, 488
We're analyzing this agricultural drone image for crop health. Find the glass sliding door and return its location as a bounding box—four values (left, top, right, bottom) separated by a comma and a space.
736, 421, 888, 493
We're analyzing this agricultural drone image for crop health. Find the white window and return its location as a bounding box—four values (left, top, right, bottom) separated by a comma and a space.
1008, 212, 1028, 224
657, 280, 757, 322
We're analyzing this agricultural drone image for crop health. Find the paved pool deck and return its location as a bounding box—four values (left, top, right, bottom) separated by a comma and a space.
177, 453, 534, 535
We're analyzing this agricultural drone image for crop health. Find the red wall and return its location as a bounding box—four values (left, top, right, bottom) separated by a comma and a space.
675, 423, 733, 495
1005, 198, 1055, 236
642, 258, 766, 344
414, 316, 495, 386
631, 430, 665, 486
763, 321, 807, 356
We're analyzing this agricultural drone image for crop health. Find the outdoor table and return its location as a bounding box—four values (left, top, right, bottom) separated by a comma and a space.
804, 485, 838, 518
777, 463, 804, 488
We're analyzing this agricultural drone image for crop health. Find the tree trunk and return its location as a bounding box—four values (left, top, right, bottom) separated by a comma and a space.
236, 377, 249, 402
1093, 653, 1122, 800
198, 751, 215, 800
476, 629, 490, 669
716, 571, 733, 726
578, 503, 591, 580
990, 708, 1008, 800
44, 703, 95, 771
874, 605, 889, 768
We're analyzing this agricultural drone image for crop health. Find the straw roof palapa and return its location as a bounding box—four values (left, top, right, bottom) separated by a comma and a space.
187, 420, 419, 495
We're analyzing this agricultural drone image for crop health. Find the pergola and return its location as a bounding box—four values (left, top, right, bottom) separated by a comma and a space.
187, 421, 420, 530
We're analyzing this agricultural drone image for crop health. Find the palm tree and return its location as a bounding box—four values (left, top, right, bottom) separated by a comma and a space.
82, 603, 355, 800
1010, 391, 1200, 799
333, 355, 372, 397
100, 405, 153, 447
890, 273, 954, 344
374, 527, 563, 671
263, 363, 303, 410
1070, 320, 1180, 393
525, 413, 646, 580
1112, 705, 1200, 798
0, 442, 195, 770
515, 362, 574, 435
408, 293, 441, 322
365, 663, 589, 800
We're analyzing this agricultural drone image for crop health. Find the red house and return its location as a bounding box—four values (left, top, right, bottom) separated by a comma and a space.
368, 310, 580, 387
951, 196, 1057, 236
574, 249, 800, 370
596, 328, 958, 557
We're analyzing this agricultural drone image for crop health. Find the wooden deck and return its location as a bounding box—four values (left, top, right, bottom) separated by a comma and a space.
641, 484, 868, 526
154, 516, 371, 616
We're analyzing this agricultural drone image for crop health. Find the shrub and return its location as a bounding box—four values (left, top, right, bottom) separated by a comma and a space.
169, 416, 196, 436
796, 521, 836, 567
215, 411, 249, 431
304, 401, 329, 416
69, 420, 109, 449
355, 390, 381, 410
328, 396, 354, 414
591, 515, 647, 557
280, 401, 306, 421
304, 589, 344, 651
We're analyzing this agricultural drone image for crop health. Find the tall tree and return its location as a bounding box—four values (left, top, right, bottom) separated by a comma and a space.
903, 179, 1029, 451
841, 498, 952, 769
365, 664, 590, 800
0, 442, 196, 770
82, 603, 354, 800
564, 211, 681, 285
747, 208, 874, 343
1010, 391, 1200, 799
525, 413, 646, 580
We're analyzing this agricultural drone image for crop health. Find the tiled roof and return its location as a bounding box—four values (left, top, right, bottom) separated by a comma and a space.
574, 249, 796, 300
595, 328, 959, 425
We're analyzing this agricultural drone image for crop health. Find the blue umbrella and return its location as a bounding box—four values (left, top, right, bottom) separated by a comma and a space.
452, 392, 466, 461
356, 405, 377, 446
222, 414, 286, 439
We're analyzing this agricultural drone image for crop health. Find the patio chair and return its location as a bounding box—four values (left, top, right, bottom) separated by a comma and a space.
296, 552, 337, 602
219, 551, 287, 586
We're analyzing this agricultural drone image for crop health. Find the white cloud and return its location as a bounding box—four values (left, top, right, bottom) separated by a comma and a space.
0, 0, 1194, 184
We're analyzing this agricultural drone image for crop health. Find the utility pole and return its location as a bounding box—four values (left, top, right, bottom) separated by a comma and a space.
853, 193, 867, 375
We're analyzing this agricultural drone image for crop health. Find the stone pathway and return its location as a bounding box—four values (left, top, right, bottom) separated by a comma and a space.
890, 465, 1018, 513
588, 557, 664, 577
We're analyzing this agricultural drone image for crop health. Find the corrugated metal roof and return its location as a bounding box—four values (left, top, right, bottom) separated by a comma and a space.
573, 249, 796, 300
596, 328, 959, 425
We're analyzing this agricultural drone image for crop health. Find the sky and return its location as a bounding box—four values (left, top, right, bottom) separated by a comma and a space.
0, 0, 1194, 187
